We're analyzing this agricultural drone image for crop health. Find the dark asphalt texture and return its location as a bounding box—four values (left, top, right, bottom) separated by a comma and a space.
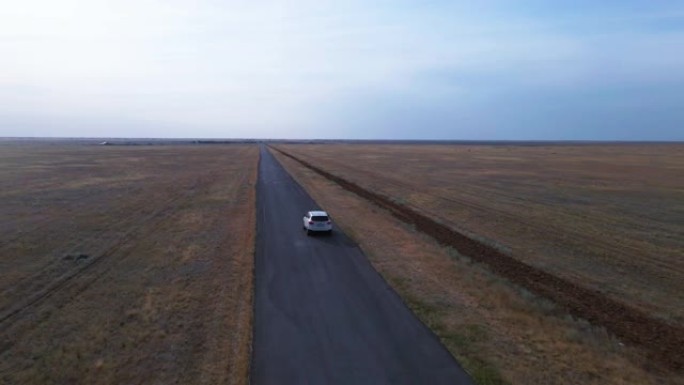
251, 146, 473, 385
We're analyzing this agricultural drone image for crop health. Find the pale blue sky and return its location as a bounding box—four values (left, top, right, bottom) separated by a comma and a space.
1, 1, 683, 140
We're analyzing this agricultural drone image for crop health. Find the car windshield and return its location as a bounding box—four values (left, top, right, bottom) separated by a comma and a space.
311, 216, 329, 222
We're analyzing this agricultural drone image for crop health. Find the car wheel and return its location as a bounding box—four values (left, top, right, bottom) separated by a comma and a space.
306, 229, 311, 236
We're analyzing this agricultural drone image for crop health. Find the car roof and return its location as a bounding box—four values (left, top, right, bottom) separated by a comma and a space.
309, 210, 328, 216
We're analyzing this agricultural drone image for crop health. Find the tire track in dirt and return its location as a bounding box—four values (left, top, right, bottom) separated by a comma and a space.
0, 187, 174, 312
0, 169, 219, 311
0, 195, 176, 325
4, 189, 151, 300
273, 146, 684, 371
0, 172, 216, 350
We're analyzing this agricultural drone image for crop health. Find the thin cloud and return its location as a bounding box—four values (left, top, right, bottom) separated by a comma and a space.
1, 0, 682, 139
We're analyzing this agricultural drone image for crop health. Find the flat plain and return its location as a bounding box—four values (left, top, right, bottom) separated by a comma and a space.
273, 143, 684, 383
277, 143, 684, 323
0, 142, 257, 384
3, 141, 682, 384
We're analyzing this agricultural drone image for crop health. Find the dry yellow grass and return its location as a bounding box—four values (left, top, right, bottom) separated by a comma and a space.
0, 143, 257, 384
273, 147, 684, 385
276, 143, 684, 325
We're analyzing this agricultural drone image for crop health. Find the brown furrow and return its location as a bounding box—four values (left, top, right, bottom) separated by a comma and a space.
286, 149, 667, 270
272, 146, 684, 371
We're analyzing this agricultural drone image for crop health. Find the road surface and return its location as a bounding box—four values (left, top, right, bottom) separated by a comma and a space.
251, 146, 473, 385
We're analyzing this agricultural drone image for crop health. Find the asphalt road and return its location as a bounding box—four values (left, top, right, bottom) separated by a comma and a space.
251, 146, 473, 385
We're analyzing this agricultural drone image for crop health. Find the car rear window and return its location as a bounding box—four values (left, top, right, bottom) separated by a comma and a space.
311, 216, 329, 222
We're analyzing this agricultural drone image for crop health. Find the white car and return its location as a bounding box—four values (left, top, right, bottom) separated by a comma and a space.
303, 210, 333, 235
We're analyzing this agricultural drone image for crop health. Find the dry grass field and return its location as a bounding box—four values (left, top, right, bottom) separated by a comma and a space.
272, 143, 684, 384
0, 142, 257, 384
276, 143, 684, 324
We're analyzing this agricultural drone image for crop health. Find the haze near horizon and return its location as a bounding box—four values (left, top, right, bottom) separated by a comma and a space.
1, 1, 683, 140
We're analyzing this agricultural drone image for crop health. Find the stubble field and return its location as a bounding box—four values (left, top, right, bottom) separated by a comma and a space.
2, 140, 682, 384
277, 143, 684, 323
273, 143, 684, 383
0, 143, 257, 384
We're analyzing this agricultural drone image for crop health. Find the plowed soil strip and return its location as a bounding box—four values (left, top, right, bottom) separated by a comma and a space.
272, 146, 684, 371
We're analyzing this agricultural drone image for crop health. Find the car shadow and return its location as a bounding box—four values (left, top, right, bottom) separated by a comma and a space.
306, 229, 358, 248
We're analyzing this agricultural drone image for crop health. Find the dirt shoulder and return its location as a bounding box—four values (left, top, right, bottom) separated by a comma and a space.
273, 143, 684, 326
0, 144, 257, 384
272, 147, 683, 385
